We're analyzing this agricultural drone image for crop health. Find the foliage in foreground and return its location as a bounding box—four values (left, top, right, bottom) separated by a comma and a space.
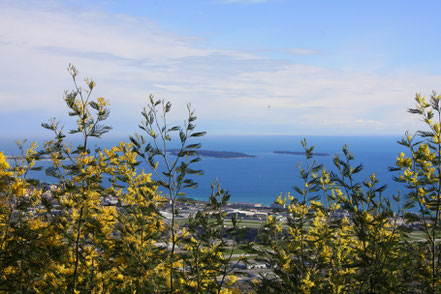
2, 67, 441, 293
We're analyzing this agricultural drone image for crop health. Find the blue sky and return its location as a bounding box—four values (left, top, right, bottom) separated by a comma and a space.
1, 0, 441, 138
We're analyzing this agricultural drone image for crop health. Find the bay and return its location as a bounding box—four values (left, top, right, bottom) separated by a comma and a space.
1, 135, 408, 207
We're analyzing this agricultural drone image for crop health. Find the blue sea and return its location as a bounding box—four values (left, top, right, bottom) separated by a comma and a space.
1, 135, 408, 207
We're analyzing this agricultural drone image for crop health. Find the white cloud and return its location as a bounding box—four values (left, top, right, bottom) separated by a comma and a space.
0, 0, 440, 136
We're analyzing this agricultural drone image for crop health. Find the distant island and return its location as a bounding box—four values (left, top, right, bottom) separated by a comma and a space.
6, 155, 52, 161
6, 150, 257, 160
168, 149, 256, 159
274, 150, 330, 157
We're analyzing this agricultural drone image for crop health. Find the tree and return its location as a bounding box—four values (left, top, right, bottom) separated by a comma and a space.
393, 92, 441, 293
253, 141, 404, 293
0, 141, 60, 292
3, 65, 441, 293
41, 64, 118, 292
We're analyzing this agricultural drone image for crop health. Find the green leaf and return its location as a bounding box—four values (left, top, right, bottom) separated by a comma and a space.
190, 131, 206, 137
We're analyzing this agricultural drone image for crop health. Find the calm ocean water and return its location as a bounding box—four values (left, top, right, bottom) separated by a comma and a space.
1, 135, 408, 206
